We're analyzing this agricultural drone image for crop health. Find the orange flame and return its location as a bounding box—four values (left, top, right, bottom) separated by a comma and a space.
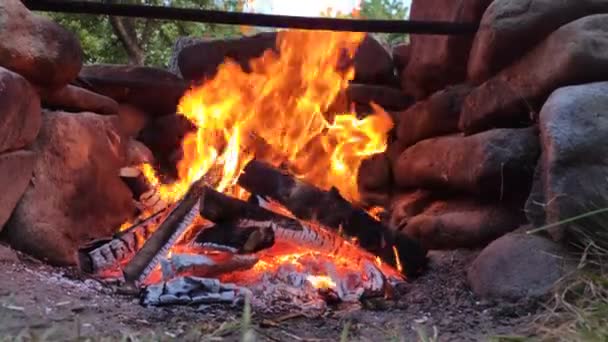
143, 30, 393, 205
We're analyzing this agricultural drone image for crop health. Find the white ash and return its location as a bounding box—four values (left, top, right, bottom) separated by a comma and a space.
141, 276, 251, 306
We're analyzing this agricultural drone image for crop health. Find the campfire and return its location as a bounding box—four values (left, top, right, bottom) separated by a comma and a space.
78, 30, 426, 313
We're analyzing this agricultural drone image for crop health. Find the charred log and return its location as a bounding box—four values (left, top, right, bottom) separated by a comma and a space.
119, 167, 167, 213
122, 178, 204, 285
237, 161, 428, 276
193, 222, 274, 254
78, 209, 167, 274
200, 187, 399, 270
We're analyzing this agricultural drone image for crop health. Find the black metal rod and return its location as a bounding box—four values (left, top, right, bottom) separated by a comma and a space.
24, 0, 478, 35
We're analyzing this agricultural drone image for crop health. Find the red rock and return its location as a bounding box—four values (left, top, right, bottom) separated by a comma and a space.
401, 0, 493, 99
0, 150, 36, 231
76, 65, 187, 117
0, 0, 82, 89
468, 0, 608, 83
0, 67, 41, 153
3, 112, 135, 265
394, 127, 539, 199
41, 85, 119, 115
403, 199, 525, 250
461, 14, 608, 134
395, 85, 472, 150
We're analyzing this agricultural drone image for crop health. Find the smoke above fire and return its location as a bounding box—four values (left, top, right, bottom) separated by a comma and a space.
140, 30, 393, 205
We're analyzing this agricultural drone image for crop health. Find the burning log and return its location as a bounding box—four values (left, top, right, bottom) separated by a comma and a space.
122, 178, 205, 286
200, 187, 394, 269
237, 160, 428, 276
193, 222, 275, 254
160, 252, 259, 280
119, 167, 167, 213
78, 210, 167, 274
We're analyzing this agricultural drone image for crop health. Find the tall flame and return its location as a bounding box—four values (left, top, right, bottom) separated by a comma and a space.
144, 30, 393, 205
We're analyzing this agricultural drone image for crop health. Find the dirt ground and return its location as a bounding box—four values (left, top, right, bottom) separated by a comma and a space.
0, 246, 544, 341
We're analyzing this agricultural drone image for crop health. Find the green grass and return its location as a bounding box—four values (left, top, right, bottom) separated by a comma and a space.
524, 203, 607, 341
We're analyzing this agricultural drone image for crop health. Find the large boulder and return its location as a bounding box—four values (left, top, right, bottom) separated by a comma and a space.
0, 67, 41, 153
177, 33, 397, 86
395, 85, 473, 151
402, 0, 493, 99
394, 127, 540, 199
0, 0, 82, 89
176, 32, 278, 82
461, 14, 608, 134
467, 232, 571, 300
41, 85, 119, 115
468, 0, 608, 83
75, 65, 187, 117
0, 150, 36, 231
2, 112, 135, 265
401, 199, 525, 250
526, 82, 608, 248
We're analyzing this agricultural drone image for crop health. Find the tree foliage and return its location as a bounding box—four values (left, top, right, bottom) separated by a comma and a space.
360, 0, 409, 45
45, 0, 409, 67
46, 0, 243, 67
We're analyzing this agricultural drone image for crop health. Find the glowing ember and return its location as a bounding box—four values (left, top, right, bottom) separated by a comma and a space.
116, 30, 403, 305
307, 275, 337, 289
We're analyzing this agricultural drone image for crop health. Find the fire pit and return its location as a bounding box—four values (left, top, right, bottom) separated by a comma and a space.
76, 29, 426, 314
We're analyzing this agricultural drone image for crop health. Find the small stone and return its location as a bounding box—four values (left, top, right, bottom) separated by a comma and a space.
467, 232, 572, 300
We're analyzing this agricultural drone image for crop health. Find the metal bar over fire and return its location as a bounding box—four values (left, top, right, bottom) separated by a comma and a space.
24, 0, 478, 35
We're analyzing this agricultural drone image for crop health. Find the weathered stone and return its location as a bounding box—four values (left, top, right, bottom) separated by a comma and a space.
394, 127, 540, 199
525, 82, 608, 248
76, 65, 187, 117
118, 104, 148, 138
402, 200, 525, 250
138, 114, 196, 177
347, 84, 413, 112
3, 112, 135, 265
41, 85, 119, 115
467, 232, 571, 300
177, 32, 278, 82
402, 0, 493, 99
461, 14, 608, 134
395, 85, 473, 151
177, 32, 397, 85
0, 67, 41, 153
0, 0, 83, 88
468, 0, 608, 83
126, 139, 154, 166
0, 150, 36, 231
388, 190, 435, 231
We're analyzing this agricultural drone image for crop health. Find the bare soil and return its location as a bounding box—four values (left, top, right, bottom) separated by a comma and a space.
0, 247, 544, 341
